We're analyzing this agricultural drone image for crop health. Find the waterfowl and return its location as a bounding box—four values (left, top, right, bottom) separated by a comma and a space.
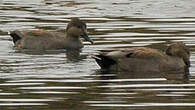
9, 18, 93, 50
93, 42, 190, 73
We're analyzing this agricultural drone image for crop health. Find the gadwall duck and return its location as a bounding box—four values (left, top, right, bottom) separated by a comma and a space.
9, 18, 93, 50
93, 42, 190, 73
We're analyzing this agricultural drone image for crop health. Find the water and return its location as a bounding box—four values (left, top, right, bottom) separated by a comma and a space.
1, 0, 195, 110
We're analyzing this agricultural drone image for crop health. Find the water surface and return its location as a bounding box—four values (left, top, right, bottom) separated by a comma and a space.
1, 0, 195, 110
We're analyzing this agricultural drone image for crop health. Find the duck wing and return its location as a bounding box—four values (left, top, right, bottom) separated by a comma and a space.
9, 30, 67, 49
93, 47, 164, 69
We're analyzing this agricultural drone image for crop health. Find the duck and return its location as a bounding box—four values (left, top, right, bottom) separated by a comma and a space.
9, 18, 94, 50
93, 42, 190, 73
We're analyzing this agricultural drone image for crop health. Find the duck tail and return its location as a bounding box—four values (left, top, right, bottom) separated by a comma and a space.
9, 31, 22, 44
92, 54, 116, 69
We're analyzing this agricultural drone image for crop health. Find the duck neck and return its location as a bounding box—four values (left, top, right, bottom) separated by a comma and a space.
64, 33, 83, 49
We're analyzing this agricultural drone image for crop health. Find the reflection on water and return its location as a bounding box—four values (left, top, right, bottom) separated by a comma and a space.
1, 0, 195, 110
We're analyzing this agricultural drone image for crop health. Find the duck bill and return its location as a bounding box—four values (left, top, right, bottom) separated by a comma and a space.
81, 32, 94, 44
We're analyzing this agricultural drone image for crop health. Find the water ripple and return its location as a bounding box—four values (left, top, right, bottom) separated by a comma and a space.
1, 0, 195, 110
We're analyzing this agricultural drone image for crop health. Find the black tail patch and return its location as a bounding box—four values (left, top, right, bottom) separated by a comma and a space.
93, 55, 116, 69
10, 32, 21, 44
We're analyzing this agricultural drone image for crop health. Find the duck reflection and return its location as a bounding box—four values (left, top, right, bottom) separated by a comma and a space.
88, 65, 190, 108
66, 49, 87, 62
13, 48, 87, 62
162, 68, 190, 83
94, 68, 190, 83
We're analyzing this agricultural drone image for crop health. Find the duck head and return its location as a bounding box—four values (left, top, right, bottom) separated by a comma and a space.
66, 18, 94, 44
166, 42, 190, 67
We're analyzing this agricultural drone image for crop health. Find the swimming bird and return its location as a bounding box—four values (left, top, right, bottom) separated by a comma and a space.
93, 42, 190, 73
9, 18, 93, 50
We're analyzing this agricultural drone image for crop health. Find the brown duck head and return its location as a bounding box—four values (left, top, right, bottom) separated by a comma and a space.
166, 42, 190, 67
66, 18, 93, 44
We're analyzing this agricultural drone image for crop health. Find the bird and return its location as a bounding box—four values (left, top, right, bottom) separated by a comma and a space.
9, 18, 94, 50
93, 42, 190, 73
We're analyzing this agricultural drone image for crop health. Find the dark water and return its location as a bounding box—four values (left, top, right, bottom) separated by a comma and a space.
1, 0, 195, 110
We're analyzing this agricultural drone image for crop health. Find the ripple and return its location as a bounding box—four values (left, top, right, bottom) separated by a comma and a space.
89, 103, 195, 107
156, 94, 186, 97
29, 91, 79, 94
98, 84, 195, 88
0, 103, 47, 106
19, 86, 87, 90
0, 98, 58, 102
1, 0, 195, 110
84, 100, 126, 104
0, 83, 44, 86
99, 92, 137, 95
133, 88, 195, 91
0, 93, 19, 95
6, 78, 166, 83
